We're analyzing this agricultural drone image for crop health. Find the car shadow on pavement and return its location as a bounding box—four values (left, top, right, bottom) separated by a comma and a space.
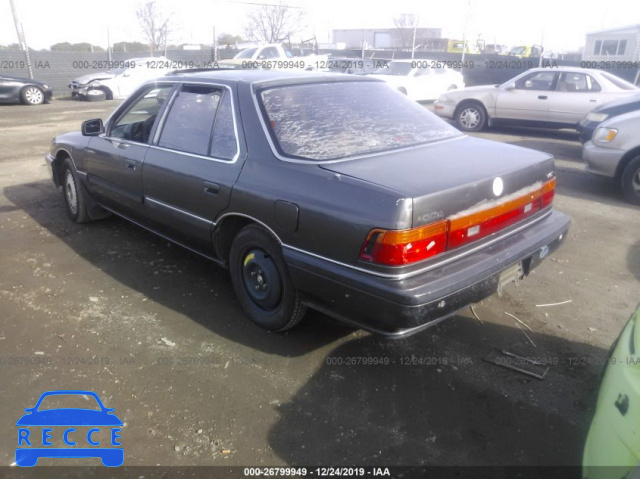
4, 180, 356, 357
267, 313, 606, 476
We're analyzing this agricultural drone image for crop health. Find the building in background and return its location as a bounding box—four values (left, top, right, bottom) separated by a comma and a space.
582, 24, 640, 62
332, 28, 441, 50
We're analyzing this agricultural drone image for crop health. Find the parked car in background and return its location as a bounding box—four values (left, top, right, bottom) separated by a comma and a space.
482, 44, 510, 55
434, 67, 640, 132
582, 109, 640, 205
218, 43, 328, 70
508, 45, 544, 57
46, 70, 569, 337
578, 93, 640, 143
68, 57, 174, 100
583, 304, 640, 479
0, 75, 52, 105
368, 59, 465, 102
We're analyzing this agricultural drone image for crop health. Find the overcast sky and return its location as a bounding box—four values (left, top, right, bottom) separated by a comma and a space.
0, 0, 636, 51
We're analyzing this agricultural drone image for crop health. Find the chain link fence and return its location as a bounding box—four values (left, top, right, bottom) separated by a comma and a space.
0, 48, 238, 98
1, 46, 637, 98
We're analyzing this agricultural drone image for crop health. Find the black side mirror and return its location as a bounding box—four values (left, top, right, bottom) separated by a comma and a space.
82, 118, 104, 136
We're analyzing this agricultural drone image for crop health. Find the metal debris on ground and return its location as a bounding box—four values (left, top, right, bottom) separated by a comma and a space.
470, 305, 484, 324
535, 299, 572, 307
160, 337, 176, 347
483, 349, 549, 380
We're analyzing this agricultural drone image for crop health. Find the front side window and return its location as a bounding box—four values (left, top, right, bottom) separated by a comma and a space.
514, 71, 557, 91
109, 85, 173, 143
259, 81, 461, 161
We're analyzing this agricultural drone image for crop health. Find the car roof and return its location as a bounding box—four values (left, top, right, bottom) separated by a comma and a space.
165, 69, 383, 87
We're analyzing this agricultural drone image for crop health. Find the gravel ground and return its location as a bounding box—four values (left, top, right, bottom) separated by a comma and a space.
0, 98, 638, 478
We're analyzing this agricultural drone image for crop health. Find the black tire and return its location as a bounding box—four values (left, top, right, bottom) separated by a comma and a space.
621, 155, 640, 205
61, 158, 90, 223
85, 89, 107, 102
455, 102, 487, 132
21, 86, 44, 105
229, 225, 307, 332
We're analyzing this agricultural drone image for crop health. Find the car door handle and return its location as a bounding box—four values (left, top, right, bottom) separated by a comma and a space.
538, 95, 548, 100
109, 139, 130, 149
203, 181, 219, 195
125, 162, 137, 170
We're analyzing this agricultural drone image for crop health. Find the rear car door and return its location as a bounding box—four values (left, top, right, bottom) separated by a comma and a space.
495, 70, 558, 121
142, 83, 244, 253
85, 84, 174, 220
547, 72, 605, 125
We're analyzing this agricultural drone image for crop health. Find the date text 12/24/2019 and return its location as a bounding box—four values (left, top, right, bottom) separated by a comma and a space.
243, 467, 391, 476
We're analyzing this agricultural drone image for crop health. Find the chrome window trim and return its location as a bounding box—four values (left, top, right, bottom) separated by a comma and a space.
145, 196, 214, 226
251, 82, 466, 165
155, 82, 240, 162
215, 212, 283, 245
103, 81, 241, 163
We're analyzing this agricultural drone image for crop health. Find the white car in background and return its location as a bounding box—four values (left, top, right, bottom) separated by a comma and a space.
367, 59, 465, 102
434, 67, 640, 132
69, 57, 175, 101
583, 109, 640, 205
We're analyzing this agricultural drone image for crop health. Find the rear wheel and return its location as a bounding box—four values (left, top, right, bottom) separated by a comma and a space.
455, 102, 487, 132
621, 155, 640, 205
229, 225, 306, 331
62, 158, 89, 223
21, 86, 44, 105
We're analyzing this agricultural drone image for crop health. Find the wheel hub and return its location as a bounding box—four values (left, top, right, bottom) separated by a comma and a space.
460, 109, 479, 128
242, 249, 282, 310
65, 171, 78, 215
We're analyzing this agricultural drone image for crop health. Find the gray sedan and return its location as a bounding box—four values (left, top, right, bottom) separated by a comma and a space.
434, 67, 639, 132
45, 70, 570, 337
583, 109, 640, 205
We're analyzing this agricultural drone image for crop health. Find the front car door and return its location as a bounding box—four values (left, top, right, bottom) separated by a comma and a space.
142, 83, 245, 253
84, 84, 174, 220
495, 70, 559, 122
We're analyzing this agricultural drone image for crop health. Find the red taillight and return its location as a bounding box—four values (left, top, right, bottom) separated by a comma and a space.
360, 178, 556, 266
359, 220, 448, 266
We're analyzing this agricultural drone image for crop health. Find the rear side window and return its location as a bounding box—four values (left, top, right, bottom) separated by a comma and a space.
157, 85, 237, 159
259, 81, 460, 161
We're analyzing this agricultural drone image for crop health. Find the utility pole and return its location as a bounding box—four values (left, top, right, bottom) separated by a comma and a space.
9, 0, 26, 49
411, 14, 418, 59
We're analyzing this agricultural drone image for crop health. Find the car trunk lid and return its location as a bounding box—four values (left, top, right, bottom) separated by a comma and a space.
320, 136, 556, 265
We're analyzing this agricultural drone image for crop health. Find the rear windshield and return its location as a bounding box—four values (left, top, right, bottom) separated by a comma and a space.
259, 81, 461, 161
600, 71, 639, 91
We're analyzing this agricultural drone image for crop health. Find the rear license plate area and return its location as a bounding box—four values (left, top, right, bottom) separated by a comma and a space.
497, 261, 524, 296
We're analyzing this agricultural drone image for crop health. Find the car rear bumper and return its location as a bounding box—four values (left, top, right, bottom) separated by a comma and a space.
583, 141, 625, 178
284, 210, 570, 337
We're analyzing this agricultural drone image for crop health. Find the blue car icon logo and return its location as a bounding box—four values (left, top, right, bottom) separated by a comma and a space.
16, 390, 123, 467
